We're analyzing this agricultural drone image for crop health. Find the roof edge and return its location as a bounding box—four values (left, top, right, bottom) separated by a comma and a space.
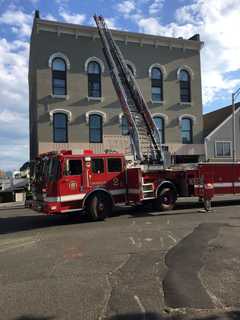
35, 18, 203, 50
205, 107, 240, 140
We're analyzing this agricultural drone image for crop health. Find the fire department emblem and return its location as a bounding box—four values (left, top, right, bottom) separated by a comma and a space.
69, 181, 77, 191
113, 177, 120, 186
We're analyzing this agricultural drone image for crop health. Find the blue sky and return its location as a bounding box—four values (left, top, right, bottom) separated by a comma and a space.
0, 0, 240, 171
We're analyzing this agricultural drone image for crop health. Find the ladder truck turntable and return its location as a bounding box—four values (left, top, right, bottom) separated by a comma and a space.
31, 16, 240, 219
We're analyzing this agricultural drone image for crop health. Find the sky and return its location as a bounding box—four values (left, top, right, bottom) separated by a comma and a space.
0, 0, 240, 171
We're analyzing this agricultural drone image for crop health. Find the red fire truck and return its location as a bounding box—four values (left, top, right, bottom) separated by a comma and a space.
31, 149, 240, 219
31, 16, 240, 219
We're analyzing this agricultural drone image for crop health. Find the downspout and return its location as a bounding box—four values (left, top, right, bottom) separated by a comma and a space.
204, 137, 208, 162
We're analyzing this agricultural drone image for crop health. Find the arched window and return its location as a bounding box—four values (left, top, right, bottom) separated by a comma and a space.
153, 116, 165, 144
52, 58, 67, 96
53, 113, 68, 143
181, 117, 193, 144
151, 67, 163, 102
89, 114, 103, 143
180, 70, 191, 102
121, 115, 129, 135
88, 61, 101, 98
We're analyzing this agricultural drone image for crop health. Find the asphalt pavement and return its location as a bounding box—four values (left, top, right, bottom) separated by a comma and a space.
0, 198, 240, 320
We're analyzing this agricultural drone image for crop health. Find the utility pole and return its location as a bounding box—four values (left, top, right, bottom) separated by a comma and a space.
232, 88, 240, 162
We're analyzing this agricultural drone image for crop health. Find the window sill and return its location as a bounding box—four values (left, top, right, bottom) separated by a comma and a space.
150, 100, 165, 105
51, 94, 69, 100
215, 156, 232, 159
87, 96, 104, 102
89, 141, 103, 144
53, 141, 69, 144
178, 102, 192, 106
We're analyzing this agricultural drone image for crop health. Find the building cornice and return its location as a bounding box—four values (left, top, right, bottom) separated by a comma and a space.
36, 19, 203, 51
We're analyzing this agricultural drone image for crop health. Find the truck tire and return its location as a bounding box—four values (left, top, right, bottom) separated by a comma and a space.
153, 187, 177, 211
86, 193, 112, 221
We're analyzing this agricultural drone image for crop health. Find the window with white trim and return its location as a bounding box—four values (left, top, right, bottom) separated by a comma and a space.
89, 114, 103, 143
53, 113, 68, 143
181, 117, 193, 144
52, 58, 67, 96
180, 70, 191, 103
215, 141, 232, 157
151, 67, 163, 102
153, 116, 165, 144
87, 61, 101, 98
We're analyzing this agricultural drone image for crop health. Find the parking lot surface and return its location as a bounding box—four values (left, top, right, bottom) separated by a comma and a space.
0, 199, 240, 320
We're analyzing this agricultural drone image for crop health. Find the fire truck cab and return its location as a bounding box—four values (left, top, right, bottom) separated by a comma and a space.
31, 149, 182, 220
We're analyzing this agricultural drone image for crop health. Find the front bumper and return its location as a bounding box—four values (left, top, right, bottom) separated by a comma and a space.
32, 200, 61, 214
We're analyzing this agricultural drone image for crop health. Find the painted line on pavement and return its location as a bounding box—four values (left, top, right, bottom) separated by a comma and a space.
0, 237, 38, 253
134, 295, 146, 314
129, 236, 136, 245
168, 233, 177, 244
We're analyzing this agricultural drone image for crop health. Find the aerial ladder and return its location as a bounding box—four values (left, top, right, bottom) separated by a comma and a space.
94, 15, 167, 166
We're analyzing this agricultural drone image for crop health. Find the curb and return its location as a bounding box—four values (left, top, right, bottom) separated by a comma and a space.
0, 202, 25, 210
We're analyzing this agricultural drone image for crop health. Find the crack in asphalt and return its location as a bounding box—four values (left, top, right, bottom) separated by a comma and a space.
162, 223, 228, 309
104, 252, 166, 319
99, 255, 131, 320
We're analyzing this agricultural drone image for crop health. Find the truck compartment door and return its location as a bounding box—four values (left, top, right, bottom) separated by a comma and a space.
126, 168, 142, 203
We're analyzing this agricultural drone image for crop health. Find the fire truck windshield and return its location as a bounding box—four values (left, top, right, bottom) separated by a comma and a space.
48, 158, 60, 180
33, 157, 60, 181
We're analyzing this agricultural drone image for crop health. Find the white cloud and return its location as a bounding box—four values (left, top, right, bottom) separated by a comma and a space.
149, 0, 164, 15
117, 0, 136, 15
175, 0, 240, 106
0, 38, 29, 114
55, 0, 69, 4
0, 9, 32, 37
104, 18, 118, 30
89, 16, 120, 31
128, 0, 240, 108
138, 17, 195, 38
43, 14, 57, 21
0, 36, 29, 170
0, 108, 29, 171
59, 9, 86, 25
0, 143, 29, 172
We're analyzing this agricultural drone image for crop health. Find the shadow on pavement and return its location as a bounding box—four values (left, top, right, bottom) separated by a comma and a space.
108, 310, 240, 320
14, 316, 54, 320
1, 198, 240, 235
0, 205, 201, 235
123, 198, 240, 219
11, 310, 240, 320
109, 313, 160, 320
174, 199, 240, 211
0, 212, 95, 235
0, 203, 200, 236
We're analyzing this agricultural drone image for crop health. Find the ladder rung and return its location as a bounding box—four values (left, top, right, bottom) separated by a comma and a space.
95, 16, 163, 164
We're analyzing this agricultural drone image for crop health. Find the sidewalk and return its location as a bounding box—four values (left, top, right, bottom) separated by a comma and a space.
0, 201, 25, 210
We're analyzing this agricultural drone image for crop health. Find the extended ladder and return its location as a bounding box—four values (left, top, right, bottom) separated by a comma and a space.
94, 15, 165, 165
